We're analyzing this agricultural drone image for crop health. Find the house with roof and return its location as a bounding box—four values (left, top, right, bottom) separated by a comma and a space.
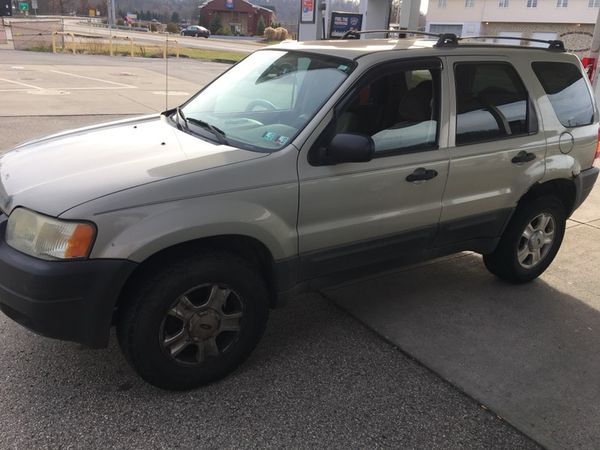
425, 0, 599, 55
199, 0, 275, 36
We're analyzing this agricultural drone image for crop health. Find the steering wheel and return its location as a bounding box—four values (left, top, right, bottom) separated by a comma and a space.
245, 99, 277, 112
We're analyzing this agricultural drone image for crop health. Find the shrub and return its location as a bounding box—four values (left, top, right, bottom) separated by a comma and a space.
276, 27, 288, 40
263, 26, 276, 40
166, 22, 179, 33
264, 26, 288, 41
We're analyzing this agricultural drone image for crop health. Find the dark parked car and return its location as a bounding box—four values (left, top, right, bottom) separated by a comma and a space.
181, 25, 210, 38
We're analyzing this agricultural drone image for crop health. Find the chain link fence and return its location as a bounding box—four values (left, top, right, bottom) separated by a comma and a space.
11, 20, 63, 51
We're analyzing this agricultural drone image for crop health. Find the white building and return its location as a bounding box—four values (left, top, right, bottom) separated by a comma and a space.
426, 0, 600, 55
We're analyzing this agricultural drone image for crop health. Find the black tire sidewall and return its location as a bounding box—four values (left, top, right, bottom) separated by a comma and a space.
486, 196, 566, 282
119, 253, 269, 390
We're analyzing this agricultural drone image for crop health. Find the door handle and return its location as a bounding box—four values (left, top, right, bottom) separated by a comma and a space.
406, 167, 438, 182
511, 151, 536, 164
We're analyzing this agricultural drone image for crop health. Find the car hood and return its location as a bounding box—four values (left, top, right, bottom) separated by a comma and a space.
0, 115, 267, 217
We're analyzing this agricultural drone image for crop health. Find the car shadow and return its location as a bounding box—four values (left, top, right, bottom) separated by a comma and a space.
322, 241, 600, 450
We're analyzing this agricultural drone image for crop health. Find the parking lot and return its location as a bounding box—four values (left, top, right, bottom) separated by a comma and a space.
1, 49, 599, 449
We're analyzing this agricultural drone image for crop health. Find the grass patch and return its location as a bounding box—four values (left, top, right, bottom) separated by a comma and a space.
176, 47, 245, 62
40, 41, 246, 63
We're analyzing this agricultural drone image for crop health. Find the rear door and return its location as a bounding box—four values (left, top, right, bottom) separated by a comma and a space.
435, 56, 547, 248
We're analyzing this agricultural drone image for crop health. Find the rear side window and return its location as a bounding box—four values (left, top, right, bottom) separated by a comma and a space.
455, 63, 535, 145
532, 62, 594, 128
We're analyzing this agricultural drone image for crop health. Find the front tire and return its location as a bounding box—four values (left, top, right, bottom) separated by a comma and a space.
117, 252, 269, 390
483, 196, 566, 283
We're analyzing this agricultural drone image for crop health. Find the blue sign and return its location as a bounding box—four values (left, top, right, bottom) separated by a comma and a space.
329, 12, 363, 39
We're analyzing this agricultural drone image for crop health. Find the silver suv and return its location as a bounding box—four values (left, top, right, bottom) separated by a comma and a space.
0, 34, 598, 390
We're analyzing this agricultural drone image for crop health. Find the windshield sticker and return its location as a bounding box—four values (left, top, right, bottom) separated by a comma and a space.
277, 136, 289, 145
262, 131, 280, 142
338, 64, 349, 72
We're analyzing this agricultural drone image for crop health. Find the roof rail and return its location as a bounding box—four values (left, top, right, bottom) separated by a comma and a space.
457, 35, 565, 51
339, 30, 565, 51
341, 30, 461, 48
343, 29, 441, 39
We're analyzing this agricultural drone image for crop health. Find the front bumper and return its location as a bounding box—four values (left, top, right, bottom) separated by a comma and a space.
0, 216, 137, 348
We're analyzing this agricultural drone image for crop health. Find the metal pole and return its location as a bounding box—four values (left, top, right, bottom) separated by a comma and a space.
590, 8, 600, 85
111, 0, 116, 30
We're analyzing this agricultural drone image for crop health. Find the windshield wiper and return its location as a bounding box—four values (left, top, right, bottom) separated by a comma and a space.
170, 107, 228, 145
185, 117, 228, 145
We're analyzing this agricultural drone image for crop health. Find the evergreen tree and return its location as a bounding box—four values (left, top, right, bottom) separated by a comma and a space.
209, 13, 221, 34
256, 15, 265, 36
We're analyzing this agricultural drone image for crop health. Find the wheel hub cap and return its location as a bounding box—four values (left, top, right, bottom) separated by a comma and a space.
189, 310, 220, 340
159, 284, 244, 366
529, 230, 545, 251
517, 212, 556, 269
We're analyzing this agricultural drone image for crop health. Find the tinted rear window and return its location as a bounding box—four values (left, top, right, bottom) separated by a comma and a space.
455, 62, 534, 145
532, 62, 594, 127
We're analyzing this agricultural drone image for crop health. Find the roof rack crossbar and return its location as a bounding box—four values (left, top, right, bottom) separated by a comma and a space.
458, 35, 565, 51
342, 29, 443, 39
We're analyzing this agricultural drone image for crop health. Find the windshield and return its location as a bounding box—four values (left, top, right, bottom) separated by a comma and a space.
177, 50, 354, 152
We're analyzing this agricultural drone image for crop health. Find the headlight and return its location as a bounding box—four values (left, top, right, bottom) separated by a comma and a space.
6, 208, 96, 260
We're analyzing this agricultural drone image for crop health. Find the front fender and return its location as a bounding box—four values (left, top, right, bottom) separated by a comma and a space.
74, 190, 298, 262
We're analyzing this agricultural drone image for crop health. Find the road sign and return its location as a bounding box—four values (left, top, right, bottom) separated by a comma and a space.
31, 0, 37, 9
18, 1, 28, 11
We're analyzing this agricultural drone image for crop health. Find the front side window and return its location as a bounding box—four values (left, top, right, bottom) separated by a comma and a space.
455, 62, 535, 145
335, 67, 440, 154
179, 50, 353, 152
532, 62, 594, 127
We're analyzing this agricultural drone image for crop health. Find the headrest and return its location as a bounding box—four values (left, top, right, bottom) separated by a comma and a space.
398, 80, 433, 122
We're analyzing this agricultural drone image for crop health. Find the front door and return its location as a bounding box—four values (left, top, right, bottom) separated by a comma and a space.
296, 59, 450, 279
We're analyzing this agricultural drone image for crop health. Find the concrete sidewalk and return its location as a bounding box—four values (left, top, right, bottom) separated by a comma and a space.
324, 182, 600, 449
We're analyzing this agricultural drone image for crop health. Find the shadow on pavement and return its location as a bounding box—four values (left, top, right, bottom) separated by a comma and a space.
324, 230, 600, 450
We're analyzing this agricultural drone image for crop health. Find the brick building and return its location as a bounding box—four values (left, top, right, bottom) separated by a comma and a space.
199, 0, 275, 36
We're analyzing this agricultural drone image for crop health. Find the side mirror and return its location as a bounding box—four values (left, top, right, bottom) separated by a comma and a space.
315, 133, 374, 165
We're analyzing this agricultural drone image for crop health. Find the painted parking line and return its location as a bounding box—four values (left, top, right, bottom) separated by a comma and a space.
0, 68, 138, 94
0, 86, 137, 92
0, 77, 42, 90
49, 69, 136, 88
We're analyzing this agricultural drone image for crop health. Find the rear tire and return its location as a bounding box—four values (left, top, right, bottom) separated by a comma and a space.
117, 252, 269, 390
483, 196, 566, 283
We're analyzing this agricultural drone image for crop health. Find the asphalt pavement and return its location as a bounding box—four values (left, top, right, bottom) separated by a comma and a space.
0, 49, 583, 449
